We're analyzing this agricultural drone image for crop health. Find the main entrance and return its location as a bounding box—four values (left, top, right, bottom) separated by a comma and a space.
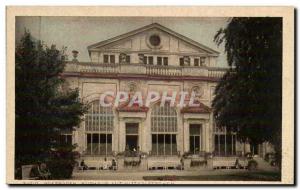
125, 123, 139, 151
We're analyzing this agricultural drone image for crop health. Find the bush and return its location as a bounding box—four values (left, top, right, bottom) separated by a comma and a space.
247, 160, 258, 171
46, 146, 77, 179
47, 158, 75, 179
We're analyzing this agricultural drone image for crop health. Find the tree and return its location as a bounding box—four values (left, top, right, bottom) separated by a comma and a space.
212, 18, 282, 164
15, 31, 86, 179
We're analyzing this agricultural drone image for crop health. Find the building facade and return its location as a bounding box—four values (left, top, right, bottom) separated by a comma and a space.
62, 23, 273, 170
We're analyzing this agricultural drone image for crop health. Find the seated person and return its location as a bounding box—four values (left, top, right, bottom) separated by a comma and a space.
102, 157, 109, 170
38, 163, 51, 179
80, 159, 88, 170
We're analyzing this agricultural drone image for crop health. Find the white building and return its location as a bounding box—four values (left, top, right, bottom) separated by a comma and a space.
62, 23, 273, 170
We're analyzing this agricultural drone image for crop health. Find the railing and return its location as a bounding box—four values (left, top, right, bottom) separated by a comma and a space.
146, 65, 182, 76
64, 62, 227, 78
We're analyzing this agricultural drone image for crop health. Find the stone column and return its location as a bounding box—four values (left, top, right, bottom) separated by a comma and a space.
144, 112, 151, 154
209, 113, 214, 153
113, 111, 119, 152
119, 118, 126, 152
183, 119, 190, 153
138, 120, 142, 151
205, 121, 210, 152
177, 110, 184, 155
140, 118, 147, 152
201, 121, 206, 152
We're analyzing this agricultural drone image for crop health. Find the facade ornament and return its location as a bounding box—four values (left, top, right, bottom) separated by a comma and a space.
191, 85, 204, 101
72, 50, 79, 62
119, 53, 127, 64
128, 81, 138, 95
183, 56, 191, 66
146, 33, 163, 49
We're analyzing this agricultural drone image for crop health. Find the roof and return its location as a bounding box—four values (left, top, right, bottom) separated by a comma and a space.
87, 23, 219, 56
180, 101, 211, 114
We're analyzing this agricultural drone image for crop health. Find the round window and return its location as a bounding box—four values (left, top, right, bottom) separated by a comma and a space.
149, 35, 161, 46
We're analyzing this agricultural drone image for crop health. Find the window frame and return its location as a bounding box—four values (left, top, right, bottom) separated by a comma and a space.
103, 54, 109, 63
157, 57, 162, 65
163, 57, 168, 66
84, 100, 114, 156
179, 57, 184, 66
214, 127, 237, 156
60, 133, 73, 145
103, 54, 116, 64
194, 58, 199, 66
151, 104, 178, 155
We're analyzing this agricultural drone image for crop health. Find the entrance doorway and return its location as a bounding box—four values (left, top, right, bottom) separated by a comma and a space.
125, 123, 139, 151
189, 124, 202, 154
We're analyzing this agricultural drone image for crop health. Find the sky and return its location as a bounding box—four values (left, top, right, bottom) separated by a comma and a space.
16, 17, 230, 67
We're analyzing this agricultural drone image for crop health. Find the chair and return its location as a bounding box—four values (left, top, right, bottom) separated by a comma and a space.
21, 165, 40, 180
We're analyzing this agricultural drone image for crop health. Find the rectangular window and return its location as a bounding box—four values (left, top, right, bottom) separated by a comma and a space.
200, 57, 206, 66
87, 133, 92, 154
92, 134, 100, 154
179, 57, 184, 66
126, 55, 130, 63
157, 57, 162, 65
214, 133, 236, 156
151, 134, 177, 156
219, 135, 226, 156
143, 56, 147, 64
86, 133, 112, 155
148, 56, 153, 65
60, 134, 72, 145
194, 58, 199, 66
104, 55, 109, 63
163, 57, 168, 66
110, 55, 115, 63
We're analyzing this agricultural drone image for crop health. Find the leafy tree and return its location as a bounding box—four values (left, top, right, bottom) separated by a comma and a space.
213, 18, 282, 164
15, 31, 86, 179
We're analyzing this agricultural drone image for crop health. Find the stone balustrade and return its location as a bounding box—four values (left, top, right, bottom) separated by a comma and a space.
64, 62, 227, 78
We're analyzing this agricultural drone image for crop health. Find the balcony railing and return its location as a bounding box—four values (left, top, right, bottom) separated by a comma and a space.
64, 62, 227, 78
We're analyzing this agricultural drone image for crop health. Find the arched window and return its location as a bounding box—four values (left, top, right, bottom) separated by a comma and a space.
151, 103, 177, 155
85, 100, 114, 155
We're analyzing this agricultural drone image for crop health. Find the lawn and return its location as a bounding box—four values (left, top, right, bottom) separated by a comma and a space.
143, 171, 281, 181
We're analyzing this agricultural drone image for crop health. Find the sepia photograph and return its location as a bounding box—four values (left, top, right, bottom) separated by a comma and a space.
6, 6, 294, 185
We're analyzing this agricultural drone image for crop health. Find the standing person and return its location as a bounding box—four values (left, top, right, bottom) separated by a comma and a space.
111, 158, 117, 170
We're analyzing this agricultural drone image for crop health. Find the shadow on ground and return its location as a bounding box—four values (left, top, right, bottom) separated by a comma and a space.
143, 171, 281, 181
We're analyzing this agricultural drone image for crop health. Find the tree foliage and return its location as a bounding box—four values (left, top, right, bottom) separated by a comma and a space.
212, 18, 282, 153
15, 31, 87, 178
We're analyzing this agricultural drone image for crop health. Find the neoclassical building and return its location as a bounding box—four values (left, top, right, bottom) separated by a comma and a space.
62, 23, 273, 170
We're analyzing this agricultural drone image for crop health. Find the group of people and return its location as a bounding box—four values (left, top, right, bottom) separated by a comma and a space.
29, 162, 51, 179
80, 157, 117, 170
78, 146, 142, 171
